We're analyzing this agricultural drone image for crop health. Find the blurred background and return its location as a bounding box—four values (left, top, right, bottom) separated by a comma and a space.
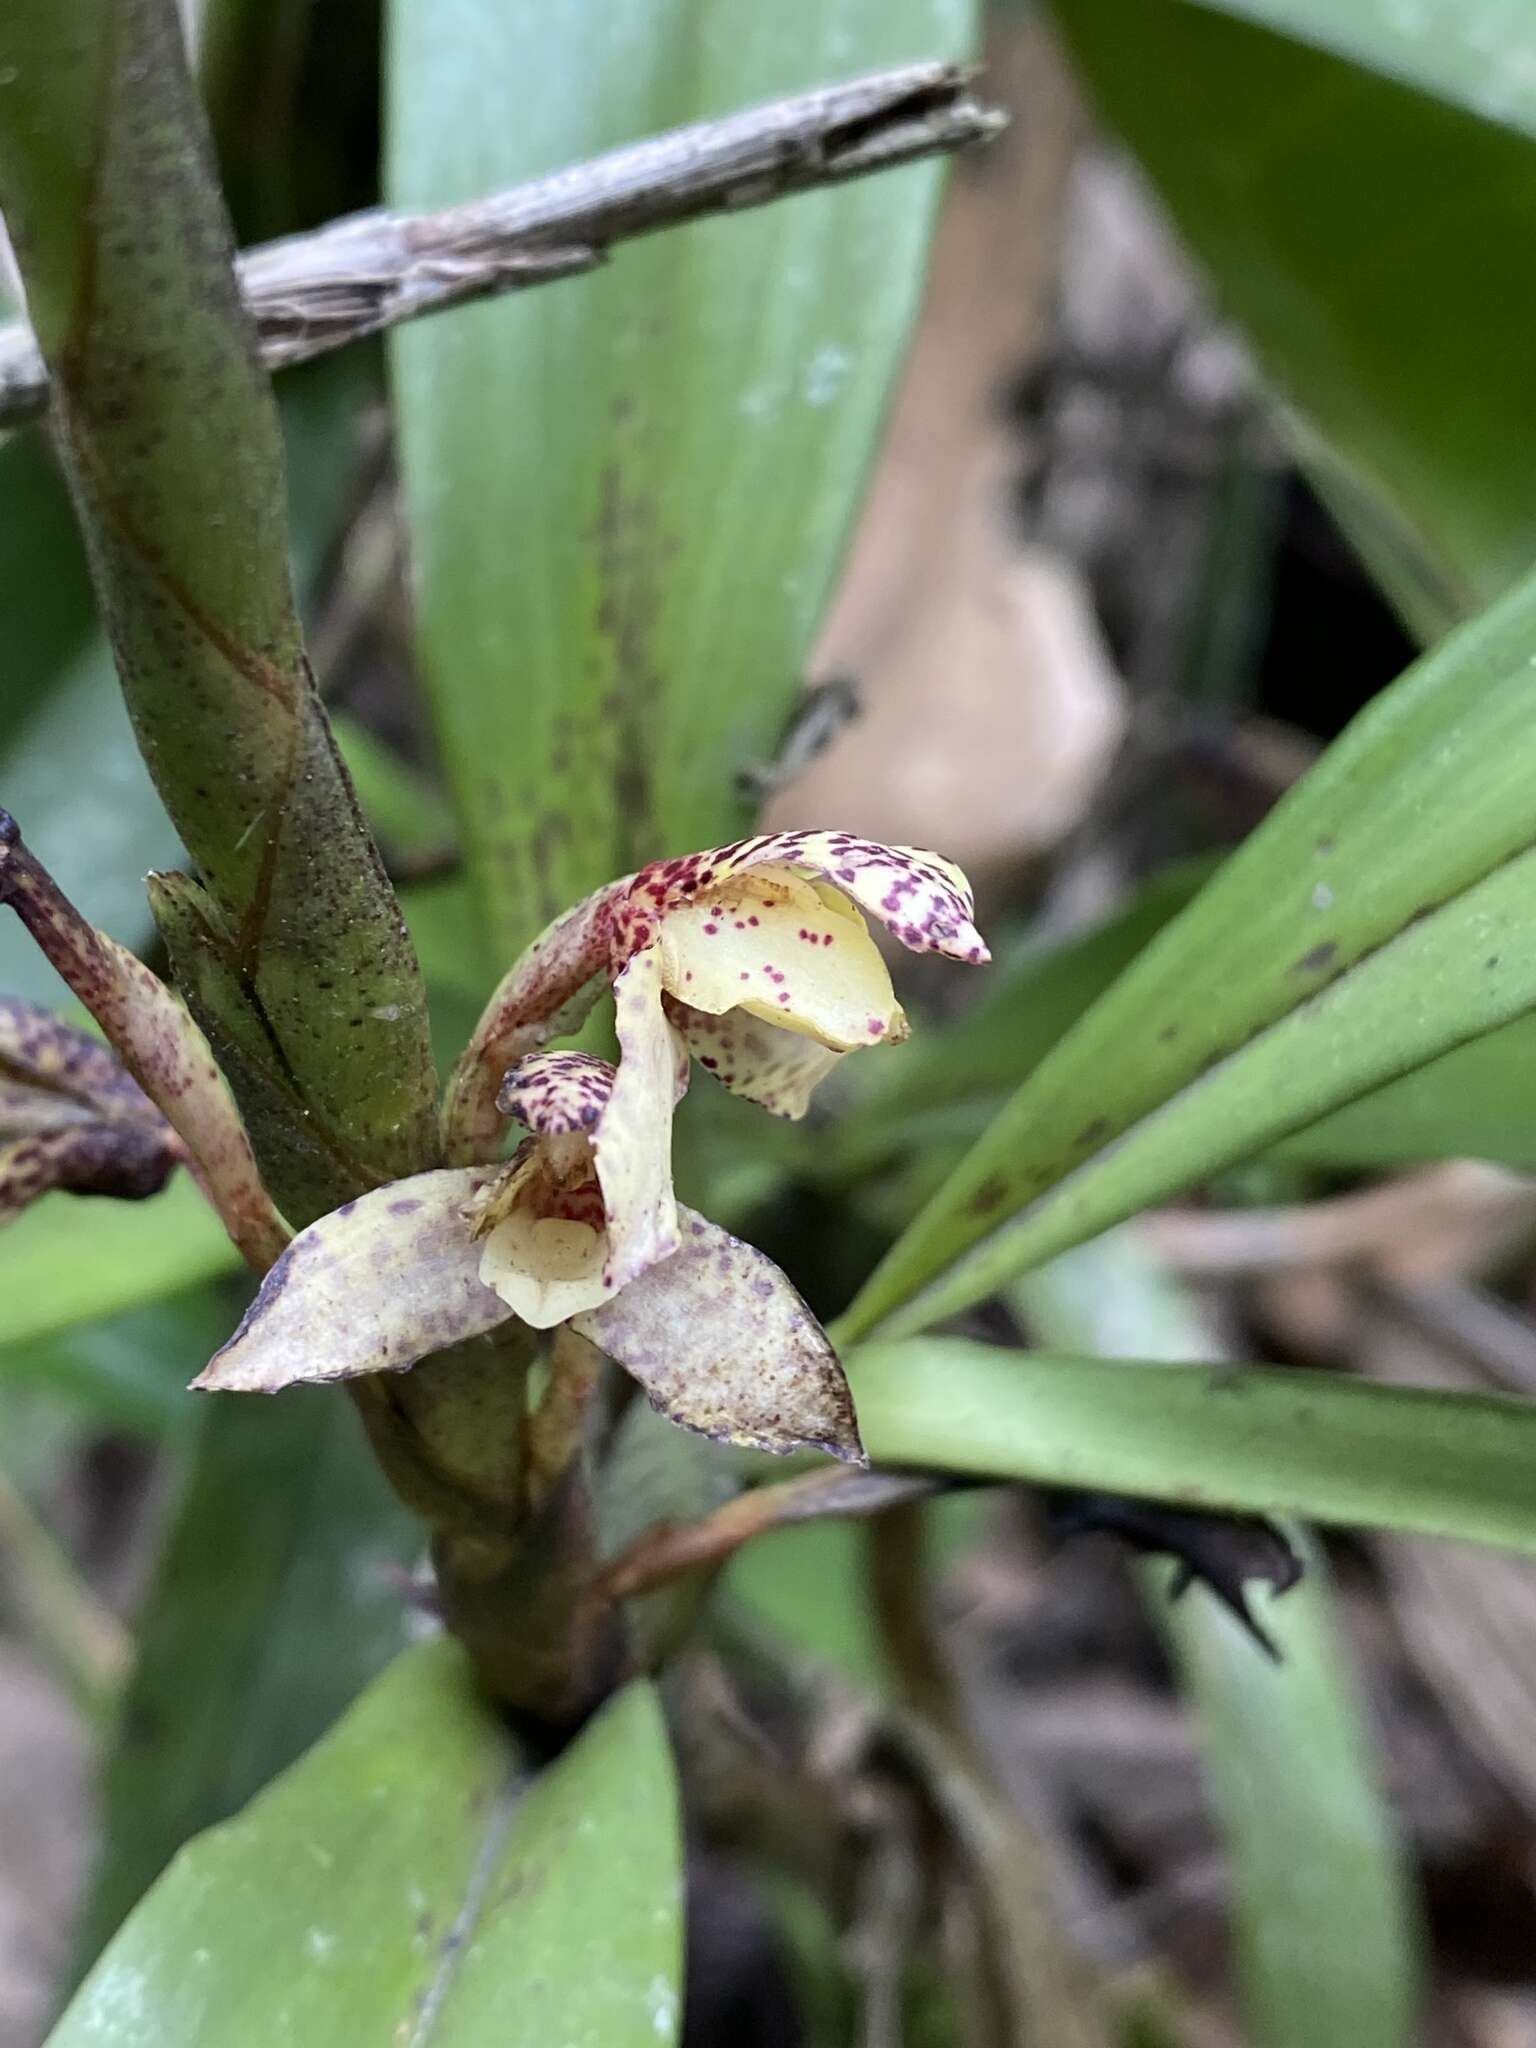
5, 3, 1536, 2044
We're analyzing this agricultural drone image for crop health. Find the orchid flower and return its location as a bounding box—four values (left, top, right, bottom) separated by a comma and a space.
445, 832, 990, 1282
199, 1051, 862, 1462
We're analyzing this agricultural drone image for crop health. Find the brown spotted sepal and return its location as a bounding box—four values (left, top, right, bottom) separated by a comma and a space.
0, 996, 184, 1222
200, 1053, 863, 1464
0, 813, 287, 1269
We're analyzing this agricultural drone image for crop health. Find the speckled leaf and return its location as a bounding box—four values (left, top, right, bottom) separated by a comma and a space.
574, 1206, 864, 1463
0, 0, 437, 1215
0, 827, 285, 1268
849, 1340, 1536, 1553
1051, 0, 1536, 614
57, 1646, 683, 2048
839, 564, 1536, 1341
1015, 1234, 1420, 2048
198, 1169, 509, 1394
388, 0, 976, 967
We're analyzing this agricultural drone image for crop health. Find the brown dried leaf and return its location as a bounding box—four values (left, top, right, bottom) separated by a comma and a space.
196, 1167, 511, 1393
0, 1123, 179, 1223
0, 997, 156, 1121
572, 1206, 865, 1464
0, 1080, 99, 1138
0, 816, 286, 1270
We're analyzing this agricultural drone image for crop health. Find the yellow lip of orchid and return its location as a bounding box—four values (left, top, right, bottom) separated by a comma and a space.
474, 1047, 689, 1314
605, 830, 989, 1123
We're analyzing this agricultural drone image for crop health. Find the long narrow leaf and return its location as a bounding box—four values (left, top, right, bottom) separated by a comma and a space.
1015, 1235, 1419, 2048
840, 565, 1536, 1340
850, 1338, 1536, 1553
1183, 0, 1536, 138
1051, 0, 1536, 608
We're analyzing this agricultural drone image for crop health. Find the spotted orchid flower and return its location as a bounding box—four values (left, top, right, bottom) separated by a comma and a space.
444, 833, 989, 1281
199, 1051, 862, 1462
471, 1049, 688, 1328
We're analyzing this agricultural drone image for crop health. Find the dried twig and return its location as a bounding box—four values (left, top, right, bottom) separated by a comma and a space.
0, 63, 1001, 429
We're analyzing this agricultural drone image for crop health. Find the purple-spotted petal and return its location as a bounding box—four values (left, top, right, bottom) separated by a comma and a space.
592, 949, 686, 1290
619, 832, 987, 965
737, 833, 987, 962
667, 1001, 845, 1119
570, 1203, 864, 1462
655, 865, 904, 1052
497, 1050, 616, 1135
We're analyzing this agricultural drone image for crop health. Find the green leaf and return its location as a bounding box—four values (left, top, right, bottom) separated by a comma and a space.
850, 1337, 1536, 1553
1183, 0, 1536, 138
841, 857, 1536, 1183
1273, 1014, 1536, 1172
1014, 1234, 1419, 2048
1050, 0, 1536, 611
0, 1181, 240, 1351
1160, 1545, 1420, 2047
0, 1282, 234, 1437
388, 0, 975, 966
838, 853, 1536, 1183
832, 860, 1212, 1172
74, 1389, 421, 1965
55, 1645, 682, 2048
838, 565, 1536, 1341
0, 2, 437, 1219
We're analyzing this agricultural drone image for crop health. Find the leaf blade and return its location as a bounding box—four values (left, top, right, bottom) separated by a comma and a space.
55, 1647, 681, 2048
840, 565, 1536, 1339
1014, 1233, 1420, 2048
850, 1338, 1536, 1553
1050, 0, 1536, 607
388, 0, 975, 964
